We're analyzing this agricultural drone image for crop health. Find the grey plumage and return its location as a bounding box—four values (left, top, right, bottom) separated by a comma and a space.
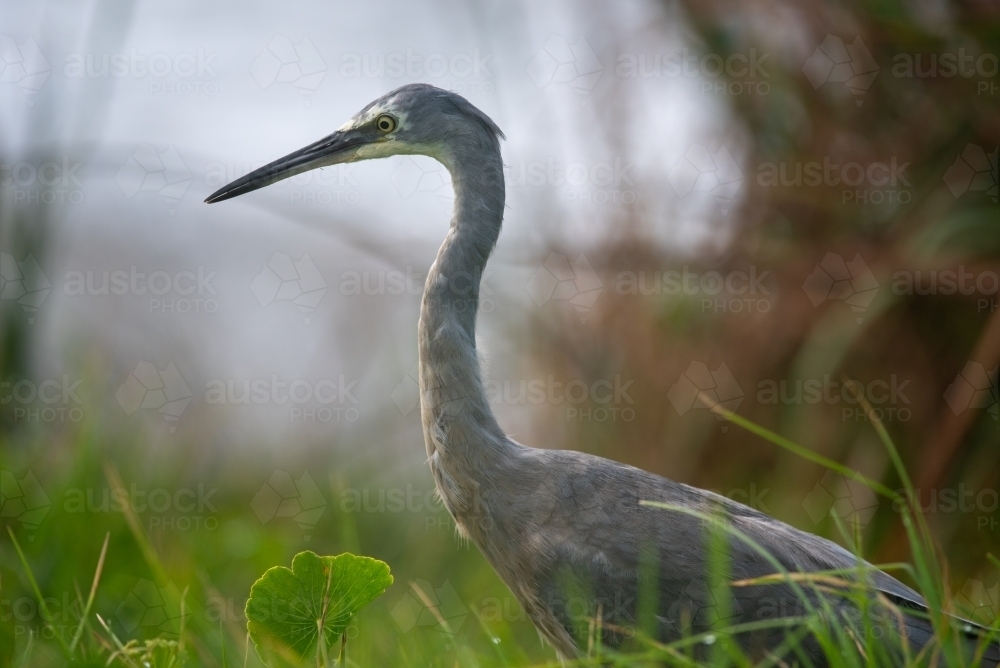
206, 84, 999, 666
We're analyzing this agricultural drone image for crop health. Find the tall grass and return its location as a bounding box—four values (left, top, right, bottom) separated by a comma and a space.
1, 386, 997, 667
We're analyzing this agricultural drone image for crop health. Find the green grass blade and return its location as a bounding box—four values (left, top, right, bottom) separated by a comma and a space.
6, 526, 72, 656
95, 613, 144, 668
69, 531, 110, 653
696, 391, 897, 499
103, 460, 171, 586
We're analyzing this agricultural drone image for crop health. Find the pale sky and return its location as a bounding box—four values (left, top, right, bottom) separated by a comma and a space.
1, 0, 742, 455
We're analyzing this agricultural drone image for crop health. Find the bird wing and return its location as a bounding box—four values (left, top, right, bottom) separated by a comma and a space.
516, 447, 998, 664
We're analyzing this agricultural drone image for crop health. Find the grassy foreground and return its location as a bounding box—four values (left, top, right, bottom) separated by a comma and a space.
1, 394, 997, 667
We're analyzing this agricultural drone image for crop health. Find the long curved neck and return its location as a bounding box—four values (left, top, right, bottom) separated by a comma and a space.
418, 142, 511, 478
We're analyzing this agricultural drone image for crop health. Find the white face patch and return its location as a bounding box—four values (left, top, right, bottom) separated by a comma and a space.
332, 97, 436, 165
337, 100, 408, 133
353, 142, 401, 160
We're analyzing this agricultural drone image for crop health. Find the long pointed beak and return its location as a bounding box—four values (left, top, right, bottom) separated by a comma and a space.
205, 129, 368, 203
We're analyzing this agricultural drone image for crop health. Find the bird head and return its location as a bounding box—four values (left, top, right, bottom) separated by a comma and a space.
205, 83, 503, 204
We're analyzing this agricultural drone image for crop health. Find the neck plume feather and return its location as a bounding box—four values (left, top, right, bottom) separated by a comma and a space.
418, 140, 512, 481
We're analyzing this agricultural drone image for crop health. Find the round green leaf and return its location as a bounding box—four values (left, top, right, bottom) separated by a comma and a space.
245, 550, 393, 663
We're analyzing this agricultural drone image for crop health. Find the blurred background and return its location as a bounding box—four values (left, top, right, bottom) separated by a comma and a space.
0, 0, 998, 665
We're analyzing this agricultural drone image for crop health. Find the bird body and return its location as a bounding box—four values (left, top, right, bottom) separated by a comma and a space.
207, 84, 999, 665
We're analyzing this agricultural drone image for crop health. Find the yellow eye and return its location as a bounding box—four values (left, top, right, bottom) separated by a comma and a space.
375, 114, 397, 133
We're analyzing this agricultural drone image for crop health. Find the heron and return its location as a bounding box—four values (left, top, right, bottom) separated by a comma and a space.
206, 84, 999, 665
